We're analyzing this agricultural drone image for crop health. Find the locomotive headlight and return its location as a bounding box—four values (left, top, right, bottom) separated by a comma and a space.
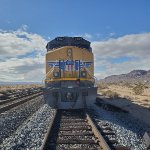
66, 92, 73, 100
81, 71, 87, 78
53, 72, 60, 78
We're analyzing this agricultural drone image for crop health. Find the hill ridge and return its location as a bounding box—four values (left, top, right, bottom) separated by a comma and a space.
100, 69, 150, 83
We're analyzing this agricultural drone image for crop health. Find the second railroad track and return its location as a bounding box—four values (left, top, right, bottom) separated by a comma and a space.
0, 92, 43, 114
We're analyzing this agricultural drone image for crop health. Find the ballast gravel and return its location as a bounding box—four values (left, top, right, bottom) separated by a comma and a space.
0, 104, 56, 150
93, 104, 148, 150
0, 95, 44, 143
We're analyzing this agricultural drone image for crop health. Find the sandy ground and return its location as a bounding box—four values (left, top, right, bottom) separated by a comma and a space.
100, 85, 150, 109
97, 95, 150, 127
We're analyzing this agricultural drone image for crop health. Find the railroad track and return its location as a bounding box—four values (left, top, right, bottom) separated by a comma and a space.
41, 109, 130, 150
0, 92, 43, 114
0, 88, 42, 105
41, 109, 111, 150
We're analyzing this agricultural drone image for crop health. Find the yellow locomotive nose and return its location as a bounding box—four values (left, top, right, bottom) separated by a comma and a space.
44, 37, 97, 109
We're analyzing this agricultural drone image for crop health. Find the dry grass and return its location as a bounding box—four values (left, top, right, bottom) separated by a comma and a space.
98, 82, 150, 108
101, 90, 120, 99
132, 84, 144, 95
97, 83, 108, 89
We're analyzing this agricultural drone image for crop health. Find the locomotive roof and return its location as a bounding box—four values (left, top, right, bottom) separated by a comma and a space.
46, 37, 92, 52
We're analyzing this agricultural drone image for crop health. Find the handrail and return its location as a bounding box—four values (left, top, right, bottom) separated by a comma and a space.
42, 60, 59, 84
84, 66, 98, 86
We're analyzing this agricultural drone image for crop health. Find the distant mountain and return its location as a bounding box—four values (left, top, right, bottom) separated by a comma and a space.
100, 70, 150, 83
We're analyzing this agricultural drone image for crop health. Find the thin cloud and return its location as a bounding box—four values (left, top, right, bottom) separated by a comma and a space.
0, 28, 47, 58
0, 27, 47, 82
83, 33, 93, 40
74, 33, 93, 40
92, 33, 150, 58
92, 33, 150, 79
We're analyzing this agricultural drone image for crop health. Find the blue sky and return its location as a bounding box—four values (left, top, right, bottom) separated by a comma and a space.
0, 0, 150, 81
1, 0, 150, 39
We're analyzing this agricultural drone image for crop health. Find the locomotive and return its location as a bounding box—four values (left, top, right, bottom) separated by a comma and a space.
44, 37, 97, 109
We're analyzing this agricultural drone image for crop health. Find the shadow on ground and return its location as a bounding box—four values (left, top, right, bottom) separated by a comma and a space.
94, 95, 150, 136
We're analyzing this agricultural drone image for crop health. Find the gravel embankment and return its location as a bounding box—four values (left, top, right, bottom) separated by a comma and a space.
0, 95, 44, 143
0, 104, 56, 150
93, 104, 148, 150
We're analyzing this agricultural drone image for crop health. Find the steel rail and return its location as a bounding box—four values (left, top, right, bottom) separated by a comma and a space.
86, 113, 111, 150
40, 110, 57, 150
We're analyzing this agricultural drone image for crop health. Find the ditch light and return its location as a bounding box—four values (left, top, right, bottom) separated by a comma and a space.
53, 72, 60, 78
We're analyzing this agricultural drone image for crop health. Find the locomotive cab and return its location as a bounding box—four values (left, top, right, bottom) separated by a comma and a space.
44, 37, 97, 109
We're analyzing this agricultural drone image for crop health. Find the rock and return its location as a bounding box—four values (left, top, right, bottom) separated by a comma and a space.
143, 132, 150, 149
